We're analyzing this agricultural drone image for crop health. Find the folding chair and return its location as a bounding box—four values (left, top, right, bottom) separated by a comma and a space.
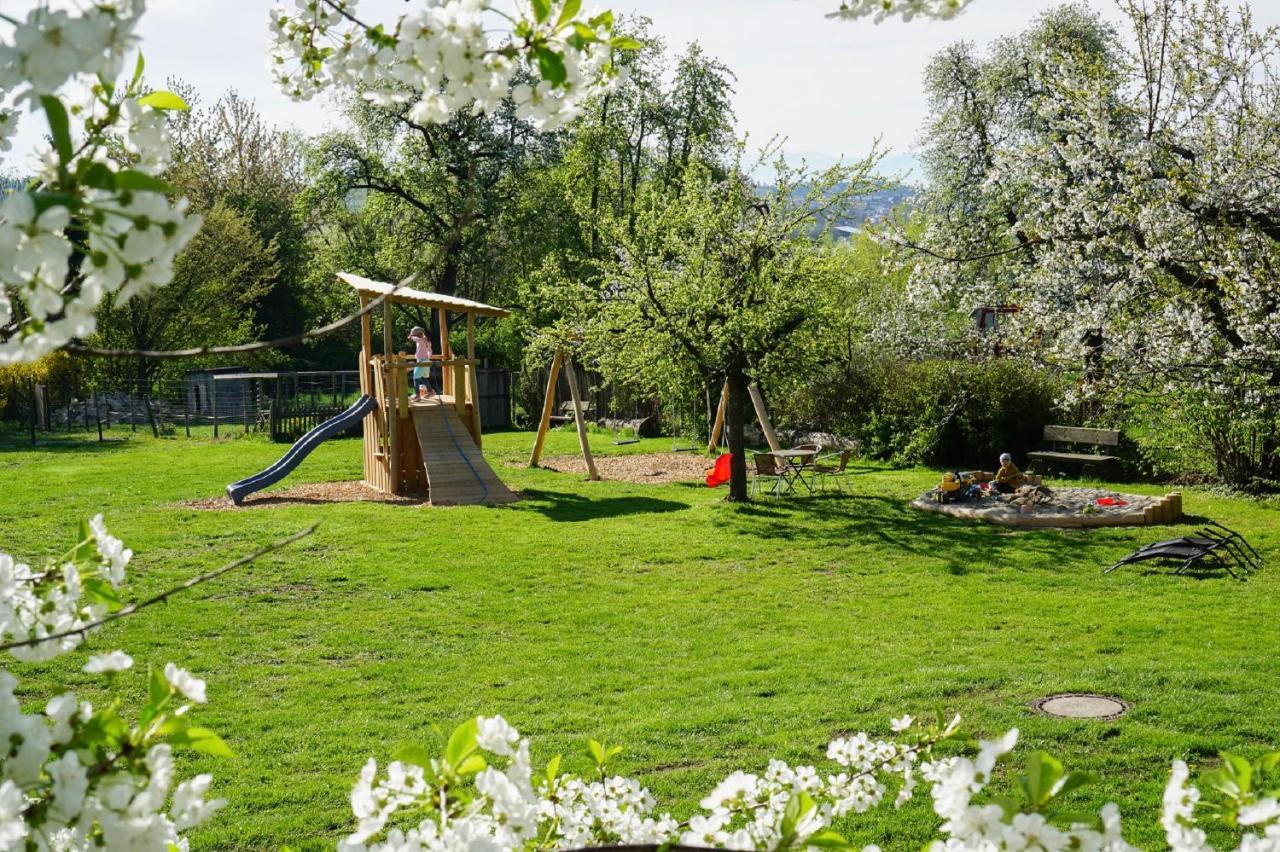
1104, 522, 1261, 580
751, 452, 786, 496
813, 448, 853, 493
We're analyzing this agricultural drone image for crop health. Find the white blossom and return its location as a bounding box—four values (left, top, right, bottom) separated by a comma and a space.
163, 663, 207, 704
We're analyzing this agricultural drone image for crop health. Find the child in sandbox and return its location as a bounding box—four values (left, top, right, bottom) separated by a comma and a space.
407, 326, 436, 401
993, 452, 1025, 493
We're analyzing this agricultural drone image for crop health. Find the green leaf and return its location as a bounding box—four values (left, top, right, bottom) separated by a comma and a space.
444, 718, 478, 769
529, 0, 551, 23
114, 170, 176, 194
588, 10, 614, 29
570, 23, 601, 42
1053, 770, 1099, 800
533, 47, 567, 87
1024, 751, 1065, 805
131, 52, 145, 89
392, 744, 434, 769
1224, 752, 1253, 793
73, 518, 97, 561
456, 753, 487, 776
30, 191, 76, 216
137, 90, 189, 111
167, 726, 234, 758
608, 36, 643, 51
149, 666, 173, 707
556, 0, 582, 27
82, 577, 123, 612
587, 738, 606, 766
805, 830, 852, 849
546, 754, 562, 784
781, 791, 802, 836
40, 96, 74, 165
81, 162, 117, 191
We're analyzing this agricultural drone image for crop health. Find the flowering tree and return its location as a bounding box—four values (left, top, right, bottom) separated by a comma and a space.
342, 713, 1280, 851
903, 0, 1280, 488
0, 0, 629, 365
0, 1, 628, 847
826, 0, 974, 22
0, 520, 227, 847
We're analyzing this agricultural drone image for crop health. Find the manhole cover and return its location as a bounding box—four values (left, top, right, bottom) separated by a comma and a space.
1032, 693, 1130, 720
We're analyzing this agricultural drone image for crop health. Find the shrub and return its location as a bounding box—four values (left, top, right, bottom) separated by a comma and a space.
774, 357, 1063, 467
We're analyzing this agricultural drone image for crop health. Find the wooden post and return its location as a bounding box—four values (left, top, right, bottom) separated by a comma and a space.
466, 313, 482, 448
453, 363, 468, 431
211, 381, 218, 437
28, 380, 36, 446
437, 308, 451, 397
93, 391, 103, 442
383, 300, 400, 492
748, 382, 783, 452
360, 295, 372, 396
529, 350, 563, 467
564, 355, 599, 481
708, 380, 728, 453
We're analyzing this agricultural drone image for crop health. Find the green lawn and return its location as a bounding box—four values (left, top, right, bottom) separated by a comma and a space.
2, 427, 1277, 849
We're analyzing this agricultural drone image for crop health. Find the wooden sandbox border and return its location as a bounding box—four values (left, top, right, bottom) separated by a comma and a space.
910, 492, 1184, 529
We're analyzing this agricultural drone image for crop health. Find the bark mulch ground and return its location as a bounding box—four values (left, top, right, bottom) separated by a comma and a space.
184, 481, 429, 510
536, 452, 712, 484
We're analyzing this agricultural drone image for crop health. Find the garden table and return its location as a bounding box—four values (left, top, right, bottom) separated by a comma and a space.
769, 448, 819, 494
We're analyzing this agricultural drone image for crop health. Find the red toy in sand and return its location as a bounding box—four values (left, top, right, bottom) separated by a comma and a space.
705, 453, 732, 487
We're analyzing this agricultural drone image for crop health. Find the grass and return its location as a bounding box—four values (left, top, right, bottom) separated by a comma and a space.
2, 426, 1278, 849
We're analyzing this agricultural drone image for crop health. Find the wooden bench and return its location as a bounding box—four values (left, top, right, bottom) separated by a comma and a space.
1027, 425, 1121, 474
548, 400, 595, 424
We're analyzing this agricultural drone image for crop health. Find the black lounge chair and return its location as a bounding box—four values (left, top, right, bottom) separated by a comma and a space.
1104, 522, 1262, 580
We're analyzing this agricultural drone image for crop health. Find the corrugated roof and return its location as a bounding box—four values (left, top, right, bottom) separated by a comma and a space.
338, 272, 511, 318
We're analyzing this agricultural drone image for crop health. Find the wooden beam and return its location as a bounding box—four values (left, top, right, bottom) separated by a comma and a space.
564, 355, 599, 481
708, 380, 728, 453
529, 349, 563, 467
466, 313, 482, 445
383, 301, 400, 492
749, 382, 782, 452
437, 308, 451, 396
359, 295, 371, 392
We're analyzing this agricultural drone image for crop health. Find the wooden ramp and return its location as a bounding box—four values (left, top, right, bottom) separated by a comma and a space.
410, 400, 518, 506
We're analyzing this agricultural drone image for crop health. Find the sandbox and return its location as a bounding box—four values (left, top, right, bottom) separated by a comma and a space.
911, 486, 1184, 529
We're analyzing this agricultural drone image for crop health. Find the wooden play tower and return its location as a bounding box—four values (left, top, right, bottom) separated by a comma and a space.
342, 273, 517, 505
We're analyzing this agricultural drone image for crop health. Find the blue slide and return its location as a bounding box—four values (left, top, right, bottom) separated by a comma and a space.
226, 394, 378, 505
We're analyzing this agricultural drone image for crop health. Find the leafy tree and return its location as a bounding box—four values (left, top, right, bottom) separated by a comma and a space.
164, 86, 309, 344
589, 152, 883, 500
905, 0, 1280, 488
89, 203, 275, 389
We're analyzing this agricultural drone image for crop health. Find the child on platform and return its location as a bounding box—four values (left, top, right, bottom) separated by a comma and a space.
407, 326, 435, 401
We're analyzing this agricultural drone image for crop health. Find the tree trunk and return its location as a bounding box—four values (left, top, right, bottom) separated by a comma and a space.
725, 364, 750, 502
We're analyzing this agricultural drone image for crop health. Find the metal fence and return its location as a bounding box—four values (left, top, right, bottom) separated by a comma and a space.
2, 367, 513, 444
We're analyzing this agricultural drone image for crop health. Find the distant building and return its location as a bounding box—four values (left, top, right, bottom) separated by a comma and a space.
184, 367, 252, 418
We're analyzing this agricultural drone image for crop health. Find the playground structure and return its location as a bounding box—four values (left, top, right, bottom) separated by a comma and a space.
528, 348, 600, 480
527, 364, 787, 483
226, 273, 517, 506
707, 380, 783, 453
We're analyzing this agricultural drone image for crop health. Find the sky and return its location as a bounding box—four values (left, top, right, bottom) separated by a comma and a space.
6, 0, 1280, 178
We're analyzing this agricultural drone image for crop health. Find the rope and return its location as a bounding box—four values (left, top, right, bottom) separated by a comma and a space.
431, 401, 489, 503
